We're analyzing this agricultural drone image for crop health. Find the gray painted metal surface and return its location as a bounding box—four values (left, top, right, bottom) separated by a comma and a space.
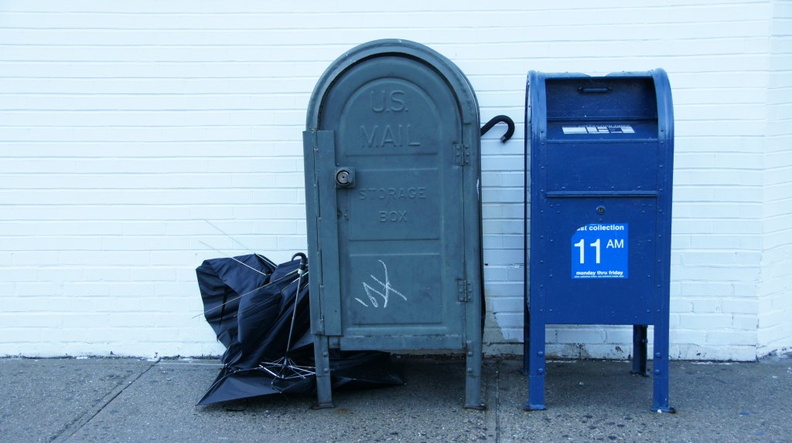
303, 39, 483, 409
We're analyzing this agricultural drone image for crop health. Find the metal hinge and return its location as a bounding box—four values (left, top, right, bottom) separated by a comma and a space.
457, 279, 472, 302
454, 144, 470, 166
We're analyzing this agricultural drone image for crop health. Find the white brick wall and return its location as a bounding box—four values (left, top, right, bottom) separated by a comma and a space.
757, 0, 792, 356
1, 1, 789, 360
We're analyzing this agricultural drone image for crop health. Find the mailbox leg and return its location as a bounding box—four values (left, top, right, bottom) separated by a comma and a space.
464, 339, 485, 410
464, 292, 484, 410
652, 324, 675, 413
524, 311, 546, 411
631, 325, 648, 376
313, 335, 334, 409
522, 307, 530, 376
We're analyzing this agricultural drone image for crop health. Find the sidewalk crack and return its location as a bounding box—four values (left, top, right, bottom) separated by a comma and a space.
51, 361, 157, 442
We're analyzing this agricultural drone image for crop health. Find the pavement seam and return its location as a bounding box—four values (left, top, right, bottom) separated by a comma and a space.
51, 360, 158, 443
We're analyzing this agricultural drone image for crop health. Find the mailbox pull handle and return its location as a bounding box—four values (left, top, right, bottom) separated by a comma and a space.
578, 86, 612, 94
480, 115, 515, 143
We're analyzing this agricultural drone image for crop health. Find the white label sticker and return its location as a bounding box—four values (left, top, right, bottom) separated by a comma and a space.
561, 126, 589, 134
562, 125, 635, 135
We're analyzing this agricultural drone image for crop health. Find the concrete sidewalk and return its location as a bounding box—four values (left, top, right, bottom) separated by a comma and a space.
1, 354, 790, 442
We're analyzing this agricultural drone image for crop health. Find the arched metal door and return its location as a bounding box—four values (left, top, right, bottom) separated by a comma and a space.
303, 39, 482, 408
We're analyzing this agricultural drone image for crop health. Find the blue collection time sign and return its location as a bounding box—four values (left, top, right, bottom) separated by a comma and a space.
570, 223, 629, 279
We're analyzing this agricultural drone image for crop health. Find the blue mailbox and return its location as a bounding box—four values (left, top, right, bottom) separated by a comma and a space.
524, 69, 675, 412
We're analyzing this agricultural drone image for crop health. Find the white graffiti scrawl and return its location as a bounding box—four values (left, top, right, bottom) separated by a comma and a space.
355, 260, 408, 308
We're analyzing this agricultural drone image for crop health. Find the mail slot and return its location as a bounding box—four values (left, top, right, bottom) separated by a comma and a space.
303, 39, 484, 409
524, 69, 675, 412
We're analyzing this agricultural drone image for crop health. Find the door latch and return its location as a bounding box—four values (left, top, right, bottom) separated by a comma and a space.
335, 167, 356, 188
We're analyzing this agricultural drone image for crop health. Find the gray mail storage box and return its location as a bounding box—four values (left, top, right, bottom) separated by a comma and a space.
525, 69, 675, 412
303, 39, 484, 409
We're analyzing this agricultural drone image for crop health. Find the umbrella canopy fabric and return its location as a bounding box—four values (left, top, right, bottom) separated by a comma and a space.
196, 254, 276, 360
197, 351, 400, 406
196, 253, 403, 406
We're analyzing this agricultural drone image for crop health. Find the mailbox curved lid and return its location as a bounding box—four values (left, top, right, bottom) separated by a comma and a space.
526, 69, 673, 147
305, 39, 480, 130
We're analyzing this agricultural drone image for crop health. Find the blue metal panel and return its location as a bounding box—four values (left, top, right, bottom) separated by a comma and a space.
525, 69, 675, 412
304, 39, 483, 409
